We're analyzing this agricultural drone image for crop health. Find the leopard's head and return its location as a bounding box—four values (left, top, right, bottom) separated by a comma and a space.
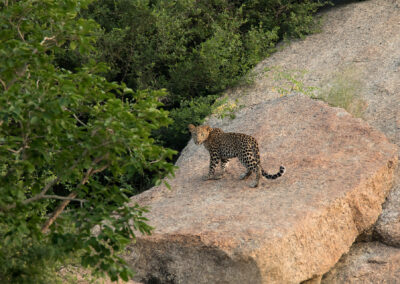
188, 124, 212, 145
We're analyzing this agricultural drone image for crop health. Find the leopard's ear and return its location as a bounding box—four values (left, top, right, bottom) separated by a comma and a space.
205, 125, 212, 132
188, 124, 196, 133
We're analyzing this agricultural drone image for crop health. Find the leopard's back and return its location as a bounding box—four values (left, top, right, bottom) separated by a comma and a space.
207, 131, 259, 160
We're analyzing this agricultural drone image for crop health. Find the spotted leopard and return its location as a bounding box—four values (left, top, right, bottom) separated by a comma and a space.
188, 124, 285, 188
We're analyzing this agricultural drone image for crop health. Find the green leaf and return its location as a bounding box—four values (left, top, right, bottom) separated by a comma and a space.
70, 41, 77, 50
30, 116, 39, 125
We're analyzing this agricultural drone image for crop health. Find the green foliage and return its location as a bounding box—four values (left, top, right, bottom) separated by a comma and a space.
236, 0, 324, 38
80, 0, 327, 153
266, 65, 367, 118
316, 67, 367, 117
155, 95, 243, 153
85, 0, 325, 104
213, 98, 243, 120
0, 0, 175, 282
0, 0, 329, 282
266, 66, 318, 97
155, 95, 219, 152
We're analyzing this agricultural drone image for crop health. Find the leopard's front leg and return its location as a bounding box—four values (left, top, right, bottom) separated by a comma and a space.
220, 158, 229, 173
203, 151, 222, 180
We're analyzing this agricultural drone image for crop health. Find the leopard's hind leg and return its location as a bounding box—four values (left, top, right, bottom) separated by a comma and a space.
239, 169, 252, 180
249, 166, 261, 188
248, 142, 261, 188
238, 152, 259, 187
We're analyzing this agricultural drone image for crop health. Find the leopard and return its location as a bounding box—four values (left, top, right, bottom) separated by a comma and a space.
188, 124, 285, 188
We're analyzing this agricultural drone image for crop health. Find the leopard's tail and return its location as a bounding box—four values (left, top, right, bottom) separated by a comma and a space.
262, 166, 285, 180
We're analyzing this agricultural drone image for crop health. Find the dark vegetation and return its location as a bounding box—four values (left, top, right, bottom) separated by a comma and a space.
0, 0, 327, 282
78, 0, 327, 189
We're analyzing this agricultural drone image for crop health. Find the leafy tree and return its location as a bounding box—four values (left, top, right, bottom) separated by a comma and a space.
0, 0, 175, 282
84, 0, 325, 103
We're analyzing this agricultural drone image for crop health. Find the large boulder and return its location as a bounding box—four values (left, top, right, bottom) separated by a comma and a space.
126, 95, 398, 283
322, 242, 400, 283
374, 176, 400, 247
223, 1, 400, 279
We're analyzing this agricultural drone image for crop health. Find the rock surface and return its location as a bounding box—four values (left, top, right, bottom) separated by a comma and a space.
221, 0, 400, 280
127, 95, 398, 284
322, 242, 400, 283
225, 0, 400, 131
58, 266, 143, 284
375, 171, 400, 247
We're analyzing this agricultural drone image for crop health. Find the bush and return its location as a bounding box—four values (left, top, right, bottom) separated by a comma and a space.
80, 0, 326, 154
0, 0, 175, 282
155, 95, 220, 152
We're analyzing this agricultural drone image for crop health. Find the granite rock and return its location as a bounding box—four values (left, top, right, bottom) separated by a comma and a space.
127, 95, 397, 283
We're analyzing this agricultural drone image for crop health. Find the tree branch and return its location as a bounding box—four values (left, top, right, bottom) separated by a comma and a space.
2, 191, 87, 211
0, 78, 6, 90
2, 149, 89, 212
72, 113, 88, 127
41, 158, 109, 233
17, 23, 25, 42
41, 195, 87, 202
62, 107, 89, 127
40, 36, 56, 46
41, 192, 78, 233
7, 147, 24, 154
2, 177, 60, 211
